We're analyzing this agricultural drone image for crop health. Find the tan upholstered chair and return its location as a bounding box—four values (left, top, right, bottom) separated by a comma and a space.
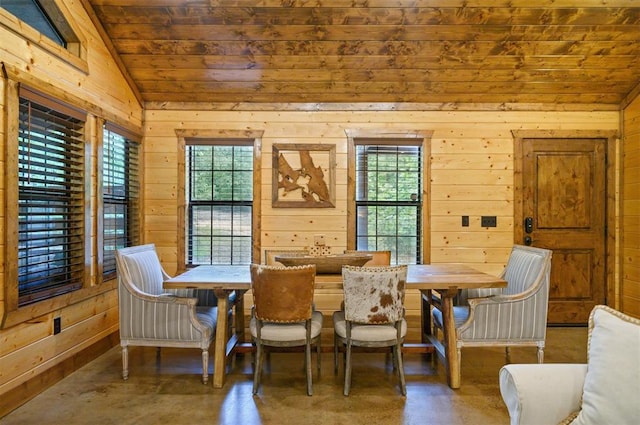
333, 265, 409, 396
250, 264, 322, 396
264, 249, 309, 266
343, 250, 391, 266
431, 245, 553, 373
116, 244, 218, 384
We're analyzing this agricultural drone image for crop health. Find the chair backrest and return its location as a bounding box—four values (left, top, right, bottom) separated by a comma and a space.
502, 245, 552, 296
264, 249, 309, 266
116, 244, 165, 295
342, 265, 408, 324
251, 264, 316, 322
344, 250, 391, 266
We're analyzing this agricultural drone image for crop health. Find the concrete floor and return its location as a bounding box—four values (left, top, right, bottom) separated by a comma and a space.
1, 327, 587, 425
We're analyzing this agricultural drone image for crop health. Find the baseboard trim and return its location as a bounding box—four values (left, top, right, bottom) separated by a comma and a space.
0, 332, 120, 418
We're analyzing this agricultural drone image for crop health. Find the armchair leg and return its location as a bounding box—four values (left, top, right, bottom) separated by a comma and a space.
121, 345, 129, 380
537, 344, 545, 363
201, 349, 209, 384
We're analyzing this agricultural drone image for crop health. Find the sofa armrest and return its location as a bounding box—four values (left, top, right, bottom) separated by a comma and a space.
500, 364, 587, 425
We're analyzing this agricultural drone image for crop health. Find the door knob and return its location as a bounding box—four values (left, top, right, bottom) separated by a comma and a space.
524, 236, 532, 246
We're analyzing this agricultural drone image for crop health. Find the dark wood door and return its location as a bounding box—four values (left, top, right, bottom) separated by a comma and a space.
520, 138, 607, 324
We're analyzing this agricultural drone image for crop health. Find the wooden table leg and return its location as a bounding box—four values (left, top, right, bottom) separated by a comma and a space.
421, 290, 432, 342
212, 290, 231, 388
234, 291, 246, 343
441, 288, 461, 389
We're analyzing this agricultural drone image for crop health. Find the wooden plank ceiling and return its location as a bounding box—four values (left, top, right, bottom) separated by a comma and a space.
85, 0, 640, 106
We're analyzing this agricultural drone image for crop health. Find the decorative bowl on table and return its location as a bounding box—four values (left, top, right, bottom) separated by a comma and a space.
274, 253, 373, 274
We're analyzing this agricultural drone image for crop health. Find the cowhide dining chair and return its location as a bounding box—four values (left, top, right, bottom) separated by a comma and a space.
249, 263, 322, 396
333, 265, 408, 396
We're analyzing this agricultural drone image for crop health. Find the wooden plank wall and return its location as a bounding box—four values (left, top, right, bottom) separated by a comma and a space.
622, 95, 640, 318
0, 1, 635, 416
144, 108, 621, 340
0, 1, 142, 415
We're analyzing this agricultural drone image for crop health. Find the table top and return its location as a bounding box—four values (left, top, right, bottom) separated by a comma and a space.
164, 264, 506, 291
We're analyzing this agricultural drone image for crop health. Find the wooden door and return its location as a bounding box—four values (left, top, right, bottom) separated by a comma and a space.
518, 137, 607, 324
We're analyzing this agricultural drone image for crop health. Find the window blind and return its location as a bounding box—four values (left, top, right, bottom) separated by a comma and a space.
103, 125, 140, 279
17, 91, 85, 305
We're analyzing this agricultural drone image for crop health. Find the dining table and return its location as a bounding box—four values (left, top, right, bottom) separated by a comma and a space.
164, 264, 506, 389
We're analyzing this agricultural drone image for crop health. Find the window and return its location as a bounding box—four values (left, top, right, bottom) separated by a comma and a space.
1, 0, 83, 59
102, 125, 140, 280
2, 0, 65, 46
185, 142, 254, 265
17, 87, 86, 306
354, 142, 422, 264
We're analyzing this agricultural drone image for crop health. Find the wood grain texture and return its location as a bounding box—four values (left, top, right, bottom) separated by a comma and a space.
85, 1, 640, 106
0, 0, 141, 407
622, 95, 640, 318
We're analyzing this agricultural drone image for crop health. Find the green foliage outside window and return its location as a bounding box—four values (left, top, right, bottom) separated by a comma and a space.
356, 145, 421, 264
187, 145, 253, 265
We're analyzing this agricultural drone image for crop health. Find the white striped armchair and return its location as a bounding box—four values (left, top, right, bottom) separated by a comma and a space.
115, 244, 218, 384
432, 245, 553, 374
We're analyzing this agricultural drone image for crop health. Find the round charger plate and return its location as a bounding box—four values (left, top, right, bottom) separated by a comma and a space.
274, 253, 372, 274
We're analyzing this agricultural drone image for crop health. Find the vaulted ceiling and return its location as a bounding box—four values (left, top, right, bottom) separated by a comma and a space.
85, 1, 640, 106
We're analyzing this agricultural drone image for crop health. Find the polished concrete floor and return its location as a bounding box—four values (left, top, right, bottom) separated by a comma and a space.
2, 327, 587, 425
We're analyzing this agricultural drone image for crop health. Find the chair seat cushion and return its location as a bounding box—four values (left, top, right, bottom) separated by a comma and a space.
195, 306, 218, 332
432, 305, 470, 330
333, 311, 407, 342
250, 311, 323, 342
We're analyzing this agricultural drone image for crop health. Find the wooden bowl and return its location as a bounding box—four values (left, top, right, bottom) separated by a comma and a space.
274, 253, 373, 274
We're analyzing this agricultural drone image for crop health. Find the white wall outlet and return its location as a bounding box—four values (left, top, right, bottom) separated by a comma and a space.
314, 234, 326, 246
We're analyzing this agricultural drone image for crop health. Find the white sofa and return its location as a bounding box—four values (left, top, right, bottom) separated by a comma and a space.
499, 305, 640, 425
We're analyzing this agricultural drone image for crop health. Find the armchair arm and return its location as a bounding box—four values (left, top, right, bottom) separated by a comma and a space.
157, 293, 198, 306
464, 287, 502, 300
459, 285, 548, 340
467, 290, 530, 307
122, 278, 197, 306
119, 284, 211, 340
500, 364, 587, 425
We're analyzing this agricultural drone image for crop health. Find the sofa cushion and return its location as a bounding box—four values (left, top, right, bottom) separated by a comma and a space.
570, 305, 640, 425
